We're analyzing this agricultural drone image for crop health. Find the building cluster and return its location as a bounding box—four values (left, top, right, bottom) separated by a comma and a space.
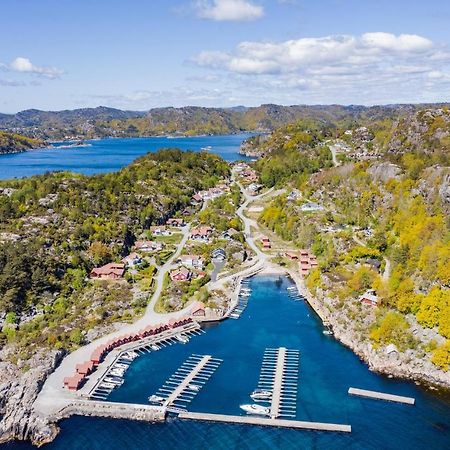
191, 181, 229, 205
63, 317, 194, 391
285, 250, 318, 277
234, 163, 258, 183
190, 225, 213, 242
170, 254, 206, 282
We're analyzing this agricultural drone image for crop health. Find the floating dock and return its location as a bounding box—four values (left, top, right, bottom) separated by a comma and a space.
151, 354, 222, 411
256, 347, 299, 419
179, 411, 351, 433
348, 387, 415, 405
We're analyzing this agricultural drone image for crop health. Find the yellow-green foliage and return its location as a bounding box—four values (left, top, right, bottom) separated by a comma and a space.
370, 311, 415, 351
431, 340, 450, 371
306, 268, 322, 294
346, 267, 378, 295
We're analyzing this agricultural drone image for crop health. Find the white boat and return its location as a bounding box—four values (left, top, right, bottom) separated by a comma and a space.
148, 395, 165, 404
175, 334, 189, 344
99, 382, 116, 389
250, 389, 272, 401
187, 384, 201, 392
323, 329, 333, 336
104, 377, 123, 385
240, 404, 270, 416
114, 363, 129, 369
151, 344, 160, 351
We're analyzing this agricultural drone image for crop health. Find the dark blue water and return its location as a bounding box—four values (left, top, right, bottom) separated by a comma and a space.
0, 134, 252, 180
5, 276, 450, 449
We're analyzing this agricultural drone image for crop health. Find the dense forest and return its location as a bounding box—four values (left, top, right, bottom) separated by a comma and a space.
0, 149, 228, 356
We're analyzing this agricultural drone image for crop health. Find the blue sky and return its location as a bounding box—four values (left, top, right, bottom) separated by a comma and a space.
1, 0, 450, 112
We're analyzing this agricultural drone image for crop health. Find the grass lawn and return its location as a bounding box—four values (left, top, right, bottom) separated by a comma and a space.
153, 233, 183, 245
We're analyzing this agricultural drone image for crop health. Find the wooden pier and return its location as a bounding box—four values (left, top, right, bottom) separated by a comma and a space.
348, 387, 415, 405
179, 411, 351, 433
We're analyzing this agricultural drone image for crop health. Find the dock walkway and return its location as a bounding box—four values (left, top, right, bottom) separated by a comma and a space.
179, 411, 351, 432
163, 355, 212, 406
257, 347, 299, 419
53, 400, 165, 422
348, 387, 415, 405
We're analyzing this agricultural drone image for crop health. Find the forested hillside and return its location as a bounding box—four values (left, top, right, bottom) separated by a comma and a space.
2, 103, 450, 141
255, 108, 450, 373
0, 131, 43, 154
0, 149, 228, 356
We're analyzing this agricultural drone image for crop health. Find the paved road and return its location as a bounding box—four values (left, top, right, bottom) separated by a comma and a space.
34, 225, 194, 417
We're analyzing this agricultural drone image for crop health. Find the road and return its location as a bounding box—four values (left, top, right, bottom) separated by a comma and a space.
34, 224, 195, 417
329, 144, 341, 167
35, 175, 279, 417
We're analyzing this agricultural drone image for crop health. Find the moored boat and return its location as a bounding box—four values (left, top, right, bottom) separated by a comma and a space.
240, 403, 270, 416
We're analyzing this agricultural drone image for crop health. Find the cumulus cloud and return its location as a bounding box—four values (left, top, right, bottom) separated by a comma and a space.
194, 0, 263, 21
193, 33, 438, 74
8, 57, 64, 78
190, 32, 450, 105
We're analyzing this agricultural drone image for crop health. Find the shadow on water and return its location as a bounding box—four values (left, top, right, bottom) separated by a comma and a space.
5, 275, 450, 450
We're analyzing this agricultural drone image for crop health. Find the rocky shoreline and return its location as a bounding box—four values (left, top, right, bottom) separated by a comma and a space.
0, 349, 65, 446
287, 270, 450, 390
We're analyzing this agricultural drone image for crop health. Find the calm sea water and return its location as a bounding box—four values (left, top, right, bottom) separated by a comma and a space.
0, 134, 253, 180
5, 276, 450, 449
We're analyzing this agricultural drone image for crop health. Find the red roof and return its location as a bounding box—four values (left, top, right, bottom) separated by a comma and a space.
90, 262, 125, 279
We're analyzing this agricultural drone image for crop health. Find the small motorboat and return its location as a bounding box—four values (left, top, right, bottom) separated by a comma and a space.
240, 404, 270, 416
250, 389, 272, 401
187, 384, 201, 392
323, 329, 333, 336
148, 395, 165, 404
151, 344, 160, 351
175, 334, 189, 344
104, 377, 123, 385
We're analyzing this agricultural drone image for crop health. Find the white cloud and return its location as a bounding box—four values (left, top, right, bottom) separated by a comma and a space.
193, 33, 441, 75
8, 57, 64, 78
194, 0, 263, 21
190, 32, 450, 105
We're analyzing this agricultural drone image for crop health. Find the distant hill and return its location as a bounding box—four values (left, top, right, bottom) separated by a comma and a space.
0, 131, 44, 155
1, 103, 450, 140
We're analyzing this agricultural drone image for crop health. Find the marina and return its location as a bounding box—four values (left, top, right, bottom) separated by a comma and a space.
229, 282, 252, 319
254, 347, 300, 419
86, 323, 204, 400
150, 354, 222, 411
16, 275, 450, 450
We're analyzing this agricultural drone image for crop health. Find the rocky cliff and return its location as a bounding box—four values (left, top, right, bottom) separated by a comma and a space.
0, 349, 65, 446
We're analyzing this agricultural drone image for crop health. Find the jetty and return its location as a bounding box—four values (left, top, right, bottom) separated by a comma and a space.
53, 400, 165, 422
178, 411, 351, 432
151, 354, 222, 411
256, 347, 299, 419
348, 387, 415, 405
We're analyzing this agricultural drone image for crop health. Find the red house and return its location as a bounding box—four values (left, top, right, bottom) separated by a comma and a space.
170, 267, 191, 282
90, 263, 125, 280
359, 290, 379, 307
261, 236, 271, 249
